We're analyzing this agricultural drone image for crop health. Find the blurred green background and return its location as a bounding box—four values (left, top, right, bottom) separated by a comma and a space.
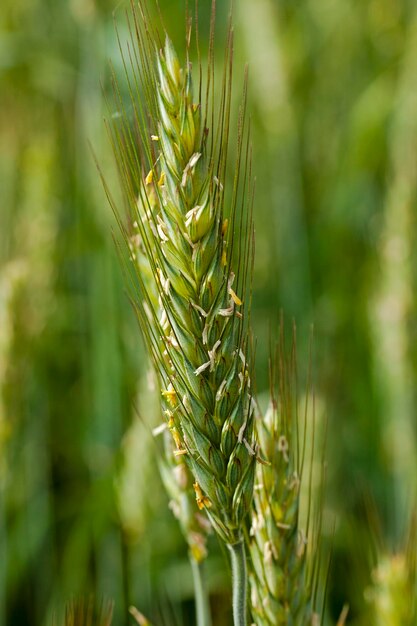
1, 0, 417, 624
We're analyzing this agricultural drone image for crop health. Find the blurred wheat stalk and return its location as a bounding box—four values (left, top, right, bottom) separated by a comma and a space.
371, 13, 417, 519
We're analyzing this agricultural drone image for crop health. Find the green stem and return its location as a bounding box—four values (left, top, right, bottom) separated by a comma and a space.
190, 556, 212, 626
228, 540, 248, 626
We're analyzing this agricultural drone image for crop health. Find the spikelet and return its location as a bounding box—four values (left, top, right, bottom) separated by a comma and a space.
105, 4, 256, 545
248, 326, 322, 625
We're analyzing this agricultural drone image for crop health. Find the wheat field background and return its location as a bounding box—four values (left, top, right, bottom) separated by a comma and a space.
1, 0, 416, 624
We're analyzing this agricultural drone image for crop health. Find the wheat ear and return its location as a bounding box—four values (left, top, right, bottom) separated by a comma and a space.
104, 3, 256, 624
365, 519, 417, 626
365, 553, 416, 625
248, 326, 322, 625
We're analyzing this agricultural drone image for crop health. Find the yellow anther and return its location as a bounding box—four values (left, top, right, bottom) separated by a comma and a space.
193, 482, 212, 510
162, 385, 177, 407
221, 250, 227, 266
172, 429, 182, 449
158, 171, 165, 187
173, 449, 188, 456
229, 288, 242, 306
151, 134, 159, 141
190, 541, 207, 564
222, 218, 228, 235
145, 170, 153, 185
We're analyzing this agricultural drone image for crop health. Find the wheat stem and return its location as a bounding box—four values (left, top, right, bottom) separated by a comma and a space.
228, 540, 248, 626
190, 555, 212, 626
